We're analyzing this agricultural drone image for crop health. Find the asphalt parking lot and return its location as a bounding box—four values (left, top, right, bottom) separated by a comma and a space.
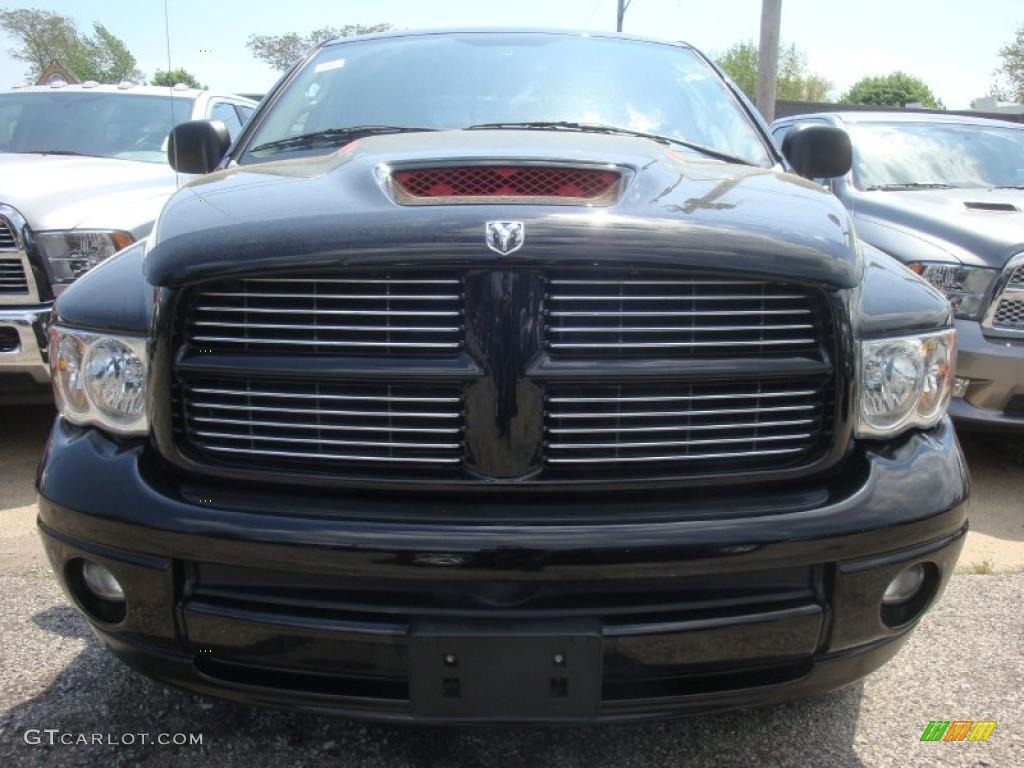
1, 404, 1021, 767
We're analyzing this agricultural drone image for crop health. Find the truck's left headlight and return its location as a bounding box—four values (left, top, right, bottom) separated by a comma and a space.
36, 230, 135, 288
48, 327, 148, 435
857, 329, 956, 438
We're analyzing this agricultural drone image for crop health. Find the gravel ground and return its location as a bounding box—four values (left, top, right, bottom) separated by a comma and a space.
1, 405, 1022, 766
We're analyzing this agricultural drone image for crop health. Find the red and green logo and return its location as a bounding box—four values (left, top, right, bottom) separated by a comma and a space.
920, 721, 997, 742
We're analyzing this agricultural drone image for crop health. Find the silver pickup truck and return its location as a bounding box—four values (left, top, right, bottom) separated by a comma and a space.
0, 82, 256, 402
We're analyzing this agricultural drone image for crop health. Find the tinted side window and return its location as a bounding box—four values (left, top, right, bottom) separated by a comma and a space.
210, 101, 243, 139
236, 105, 255, 124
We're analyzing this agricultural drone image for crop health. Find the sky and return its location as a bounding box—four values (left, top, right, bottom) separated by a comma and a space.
0, 0, 1020, 109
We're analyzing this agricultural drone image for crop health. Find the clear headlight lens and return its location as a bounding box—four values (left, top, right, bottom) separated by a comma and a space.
858, 330, 956, 438
908, 262, 998, 320
48, 327, 148, 435
36, 230, 134, 287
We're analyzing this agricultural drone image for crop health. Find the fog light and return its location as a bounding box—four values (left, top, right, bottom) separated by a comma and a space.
953, 377, 970, 398
882, 564, 926, 605
81, 560, 125, 601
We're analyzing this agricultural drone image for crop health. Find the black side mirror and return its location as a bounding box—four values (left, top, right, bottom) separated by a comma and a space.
781, 124, 852, 180
167, 120, 230, 174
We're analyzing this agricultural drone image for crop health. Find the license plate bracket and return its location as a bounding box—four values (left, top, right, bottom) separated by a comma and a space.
409, 620, 602, 721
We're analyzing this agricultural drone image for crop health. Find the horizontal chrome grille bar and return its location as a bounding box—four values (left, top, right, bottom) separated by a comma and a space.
200, 291, 461, 301
549, 309, 812, 317
189, 386, 461, 404
548, 294, 807, 302
189, 415, 463, 435
549, 339, 816, 349
548, 418, 818, 434
191, 336, 462, 349
549, 404, 816, 419
548, 433, 813, 450
191, 321, 462, 333
201, 445, 462, 465
550, 324, 814, 333
548, 390, 818, 403
194, 306, 462, 317
187, 401, 462, 419
547, 447, 805, 464
193, 431, 460, 450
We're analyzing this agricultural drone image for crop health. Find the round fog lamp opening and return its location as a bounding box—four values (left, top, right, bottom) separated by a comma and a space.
81, 560, 125, 602
882, 563, 926, 605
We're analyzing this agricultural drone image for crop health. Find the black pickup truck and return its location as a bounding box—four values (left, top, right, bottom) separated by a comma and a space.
37, 30, 969, 723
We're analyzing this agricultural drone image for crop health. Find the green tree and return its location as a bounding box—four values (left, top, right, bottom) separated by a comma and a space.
715, 41, 832, 102
247, 24, 392, 72
992, 23, 1024, 102
0, 9, 142, 82
151, 68, 206, 89
841, 72, 944, 109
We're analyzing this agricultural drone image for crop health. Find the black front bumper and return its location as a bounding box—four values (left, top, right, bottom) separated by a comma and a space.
37, 418, 969, 723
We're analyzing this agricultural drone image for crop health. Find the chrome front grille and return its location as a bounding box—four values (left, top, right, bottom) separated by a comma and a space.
0, 217, 16, 250
184, 273, 465, 355
0, 257, 29, 295
171, 267, 838, 488
544, 378, 832, 475
177, 378, 465, 474
544, 275, 821, 356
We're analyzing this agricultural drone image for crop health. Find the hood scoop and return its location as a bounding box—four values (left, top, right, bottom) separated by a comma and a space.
964, 201, 1019, 213
388, 164, 625, 206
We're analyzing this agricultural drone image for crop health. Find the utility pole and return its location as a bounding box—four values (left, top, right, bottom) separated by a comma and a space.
756, 0, 782, 122
616, 0, 631, 32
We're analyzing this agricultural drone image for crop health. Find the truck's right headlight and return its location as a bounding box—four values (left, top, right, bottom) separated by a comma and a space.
48, 326, 148, 435
857, 330, 956, 438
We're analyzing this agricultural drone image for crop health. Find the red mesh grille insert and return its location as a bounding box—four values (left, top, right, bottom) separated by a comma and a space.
392, 166, 621, 200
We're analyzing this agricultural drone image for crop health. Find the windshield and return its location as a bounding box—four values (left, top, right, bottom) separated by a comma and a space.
850, 121, 1024, 190
0, 92, 194, 163
241, 33, 772, 166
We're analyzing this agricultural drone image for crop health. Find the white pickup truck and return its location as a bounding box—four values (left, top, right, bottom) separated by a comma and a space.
0, 82, 257, 401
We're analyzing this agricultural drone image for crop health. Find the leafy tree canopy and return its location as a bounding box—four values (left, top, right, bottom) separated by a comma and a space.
841, 72, 944, 109
151, 68, 206, 89
992, 22, 1024, 102
0, 9, 142, 83
715, 40, 832, 102
247, 24, 392, 72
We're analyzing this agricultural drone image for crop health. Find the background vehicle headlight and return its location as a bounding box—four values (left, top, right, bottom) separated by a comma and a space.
857, 330, 956, 438
36, 230, 134, 288
908, 262, 998, 320
48, 327, 148, 435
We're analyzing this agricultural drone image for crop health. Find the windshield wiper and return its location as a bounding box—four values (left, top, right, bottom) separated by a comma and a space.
466, 121, 756, 166
249, 125, 439, 155
866, 182, 955, 191
992, 185, 1024, 190
16, 150, 98, 157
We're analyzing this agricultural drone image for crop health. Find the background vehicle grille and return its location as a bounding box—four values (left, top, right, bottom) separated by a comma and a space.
993, 299, 1024, 328
0, 257, 29, 295
1007, 264, 1024, 290
544, 275, 822, 357
0, 218, 16, 250
544, 377, 833, 476
175, 378, 465, 475
183, 274, 465, 356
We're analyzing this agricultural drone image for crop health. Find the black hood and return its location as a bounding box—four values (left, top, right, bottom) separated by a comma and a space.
146, 130, 861, 289
851, 187, 1024, 268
